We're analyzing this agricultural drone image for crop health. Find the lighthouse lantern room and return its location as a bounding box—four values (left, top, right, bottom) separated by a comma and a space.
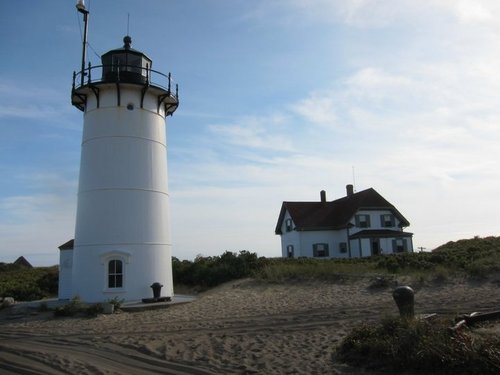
59, 0, 179, 302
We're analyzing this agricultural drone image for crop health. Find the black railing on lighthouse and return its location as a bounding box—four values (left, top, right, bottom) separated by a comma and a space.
71, 63, 179, 115
72, 63, 179, 97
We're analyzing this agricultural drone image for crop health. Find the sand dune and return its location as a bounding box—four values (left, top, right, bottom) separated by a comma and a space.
1, 277, 499, 374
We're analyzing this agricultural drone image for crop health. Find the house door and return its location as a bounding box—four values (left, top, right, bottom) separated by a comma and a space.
371, 239, 380, 256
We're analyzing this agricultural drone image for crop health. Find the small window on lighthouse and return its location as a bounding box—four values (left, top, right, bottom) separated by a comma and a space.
108, 259, 123, 288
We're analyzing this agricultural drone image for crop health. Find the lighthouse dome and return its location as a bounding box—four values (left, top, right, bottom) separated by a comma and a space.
101, 36, 152, 84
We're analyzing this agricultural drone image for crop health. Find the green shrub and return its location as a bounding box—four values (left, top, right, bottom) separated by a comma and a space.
85, 303, 104, 317
107, 296, 124, 310
466, 258, 500, 278
433, 265, 450, 282
54, 297, 82, 317
255, 258, 373, 282
38, 301, 50, 312
1, 237, 498, 299
53, 298, 109, 318
337, 316, 500, 374
0, 265, 58, 301
172, 237, 500, 288
172, 250, 262, 287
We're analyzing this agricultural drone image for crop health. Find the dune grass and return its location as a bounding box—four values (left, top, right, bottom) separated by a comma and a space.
2, 236, 499, 301
255, 236, 500, 284
336, 315, 500, 374
255, 257, 378, 283
0, 264, 58, 301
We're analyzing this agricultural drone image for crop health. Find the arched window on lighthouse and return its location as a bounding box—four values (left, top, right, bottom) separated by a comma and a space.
108, 259, 123, 288
100, 251, 130, 291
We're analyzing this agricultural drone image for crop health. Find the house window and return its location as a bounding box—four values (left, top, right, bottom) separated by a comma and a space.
355, 214, 371, 228
108, 259, 123, 288
339, 242, 347, 253
285, 219, 293, 232
313, 243, 329, 257
393, 239, 407, 253
381, 214, 394, 228
286, 245, 294, 258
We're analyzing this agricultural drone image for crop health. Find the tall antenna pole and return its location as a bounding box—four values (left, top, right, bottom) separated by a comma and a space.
352, 166, 357, 192
76, 0, 89, 87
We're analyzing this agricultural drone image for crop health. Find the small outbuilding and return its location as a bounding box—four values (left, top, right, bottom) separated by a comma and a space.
13, 256, 33, 268
58, 239, 74, 300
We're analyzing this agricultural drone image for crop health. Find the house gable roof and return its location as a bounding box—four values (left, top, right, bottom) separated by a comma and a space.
275, 188, 410, 234
59, 239, 74, 250
14, 256, 32, 268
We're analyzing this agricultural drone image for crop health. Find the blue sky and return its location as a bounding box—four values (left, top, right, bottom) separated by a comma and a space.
1, 0, 500, 266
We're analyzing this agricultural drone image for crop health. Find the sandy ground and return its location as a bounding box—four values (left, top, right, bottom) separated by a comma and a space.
1, 277, 499, 374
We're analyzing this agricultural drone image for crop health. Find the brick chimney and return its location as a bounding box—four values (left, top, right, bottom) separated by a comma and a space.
346, 184, 354, 196
320, 190, 326, 203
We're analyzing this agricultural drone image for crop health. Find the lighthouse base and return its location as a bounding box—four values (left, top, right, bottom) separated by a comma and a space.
141, 297, 172, 303
70, 244, 174, 303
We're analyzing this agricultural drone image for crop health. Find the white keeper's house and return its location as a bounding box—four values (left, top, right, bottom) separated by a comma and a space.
275, 185, 414, 258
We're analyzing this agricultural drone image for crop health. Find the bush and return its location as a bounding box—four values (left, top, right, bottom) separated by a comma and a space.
172, 251, 262, 288
107, 296, 124, 310
466, 258, 500, 278
53, 297, 106, 318
172, 237, 500, 288
0, 265, 58, 301
54, 297, 82, 317
255, 258, 372, 282
433, 265, 450, 282
38, 301, 50, 312
336, 316, 500, 374
85, 303, 104, 317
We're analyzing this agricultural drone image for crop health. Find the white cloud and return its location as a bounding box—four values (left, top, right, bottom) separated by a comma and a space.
0, 169, 78, 265
208, 114, 294, 152
5, 0, 500, 264
292, 94, 338, 127
309, 0, 497, 25
438, 0, 494, 24
0, 193, 76, 266
346, 68, 413, 94
0, 78, 77, 128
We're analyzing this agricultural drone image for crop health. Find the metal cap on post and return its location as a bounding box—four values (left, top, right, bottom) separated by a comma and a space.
392, 286, 415, 318
150, 282, 163, 299
76, 0, 86, 12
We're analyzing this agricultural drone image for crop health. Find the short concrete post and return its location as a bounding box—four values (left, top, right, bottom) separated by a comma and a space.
392, 286, 415, 318
150, 282, 163, 299
102, 302, 114, 314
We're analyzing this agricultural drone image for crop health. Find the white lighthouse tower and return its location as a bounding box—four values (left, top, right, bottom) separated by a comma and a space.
65, 2, 179, 302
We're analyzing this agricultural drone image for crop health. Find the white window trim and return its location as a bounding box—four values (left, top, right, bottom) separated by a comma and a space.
100, 251, 131, 293
313, 243, 329, 257
356, 214, 371, 228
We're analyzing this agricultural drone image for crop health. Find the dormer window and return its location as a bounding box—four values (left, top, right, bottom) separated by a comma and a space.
381, 214, 395, 228
355, 214, 370, 228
